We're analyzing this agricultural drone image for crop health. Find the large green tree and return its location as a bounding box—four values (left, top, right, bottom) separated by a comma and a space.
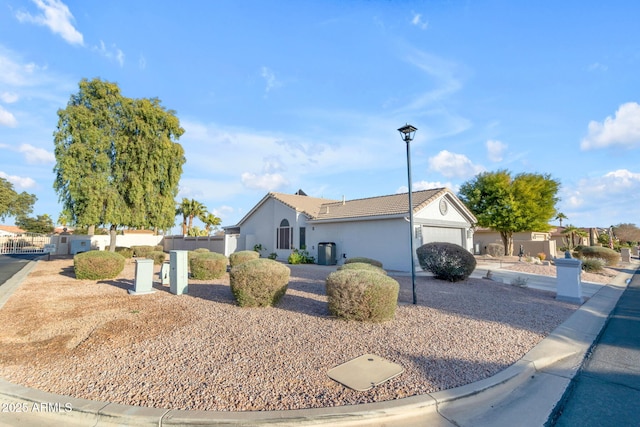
16, 214, 55, 234
0, 177, 36, 221
53, 78, 185, 250
458, 170, 560, 256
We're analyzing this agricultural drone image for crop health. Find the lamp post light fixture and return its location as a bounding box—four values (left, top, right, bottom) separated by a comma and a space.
398, 123, 418, 305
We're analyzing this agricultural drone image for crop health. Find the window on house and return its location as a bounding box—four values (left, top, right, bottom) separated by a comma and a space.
299, 227, 306, 249
277, 219, 292, 250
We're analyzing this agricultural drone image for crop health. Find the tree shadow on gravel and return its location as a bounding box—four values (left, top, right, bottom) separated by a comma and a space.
97, 278, 134, 292
184, 282, 236, 305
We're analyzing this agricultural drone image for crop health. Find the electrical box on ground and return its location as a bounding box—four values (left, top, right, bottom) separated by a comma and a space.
170, 250, 188, 295
318, 242, 337, 265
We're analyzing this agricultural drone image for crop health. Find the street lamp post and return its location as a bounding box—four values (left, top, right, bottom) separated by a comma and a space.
398, 124, 418, 305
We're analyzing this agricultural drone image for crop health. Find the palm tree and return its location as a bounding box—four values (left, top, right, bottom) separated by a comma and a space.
201, 212, 222, 235
562, 224, 587, 249
175, 198, 189, 236
555, 212, 568, 228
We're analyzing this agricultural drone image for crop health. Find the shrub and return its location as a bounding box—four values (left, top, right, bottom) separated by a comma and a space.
194, 248, 210, 253
537, 252, 546, 261
325, 269, 399, 322
190, 252, 228, 279
131, 245, 156, 258
229, 250, 260, 267
268, 252, 277, 260
577, 246, 619, 266
416, 242, 477, 282
344, 257, 383, 268
115, 246, 134, 258
582, 258, 605, 272
146, 251, 166, 265
288, 247, 315, 264
486, 243, 504, 257
154, 245, 164, 252
74, 250, 125, 280
338, 262, 387, 275
230, 259, 290, 307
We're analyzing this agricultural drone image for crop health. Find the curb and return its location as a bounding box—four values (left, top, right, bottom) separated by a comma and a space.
0, 261, 636, 426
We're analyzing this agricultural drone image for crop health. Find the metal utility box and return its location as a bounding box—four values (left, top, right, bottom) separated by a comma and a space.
129, 259, 155, 295
70, 239, 91, 255
318, 242, 337, 265
169, 250, 188, 295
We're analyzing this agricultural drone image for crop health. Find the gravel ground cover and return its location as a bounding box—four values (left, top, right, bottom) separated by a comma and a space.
0, 256, 589, 411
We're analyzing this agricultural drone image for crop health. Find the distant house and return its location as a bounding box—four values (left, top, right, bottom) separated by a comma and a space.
225, 188, 477, 271
0, 225, 25, 236
473, 228, 556, 258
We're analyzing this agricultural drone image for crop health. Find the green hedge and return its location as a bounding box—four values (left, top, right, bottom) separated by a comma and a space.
230, 259, 290, 307
146, 251, 167, 265
325, 269, 399, 322
131, 245, 156, 258
190, 252, 228, 279
114, 246, 134, 258
74, 250, 126, 280
229, 250, 260, 267
416, 242, 476, 282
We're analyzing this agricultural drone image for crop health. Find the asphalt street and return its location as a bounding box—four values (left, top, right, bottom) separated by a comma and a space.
0, 254, 41, 286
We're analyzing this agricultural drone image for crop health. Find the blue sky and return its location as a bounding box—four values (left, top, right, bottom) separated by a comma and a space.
1, 0, 640, 232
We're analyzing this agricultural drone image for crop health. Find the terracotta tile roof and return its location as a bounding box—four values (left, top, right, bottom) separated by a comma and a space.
0, 225, 25, 234
269, 188, 450, 221
313, 188, 448, 221
270, 192, 339, 218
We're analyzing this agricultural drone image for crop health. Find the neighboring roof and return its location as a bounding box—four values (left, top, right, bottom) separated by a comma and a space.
0, 225, 25, 235
314, 188, 449, 221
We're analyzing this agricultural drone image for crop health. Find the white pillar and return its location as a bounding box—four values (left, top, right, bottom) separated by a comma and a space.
556, 253, 583, 304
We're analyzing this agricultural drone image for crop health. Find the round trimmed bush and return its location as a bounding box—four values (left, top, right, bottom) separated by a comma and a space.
325, 269, 399, 322
230, 259, 290, 307
131, 245, 155, 258
74, 250, 126, 280
114, 246, 134, 258
146, 251, 167, 265
344, 257, 383, 268
577, 246, 619, 266
190, 252, 228, 279
229, 250, 260, 267
194, 248, 210, 253
338, 262, 387, 275
416, 242, 477, 282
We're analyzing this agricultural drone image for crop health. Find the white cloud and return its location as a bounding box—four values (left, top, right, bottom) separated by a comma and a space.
486, 139, 507, 162
411, 13, 429, 30
0, 50, 46, 87
0, 171, 37, 189
16, 0, 84, 46
241, 172, 289, 191
580, 102, 640, 150
93, 41, 125, 67
428, 150, 484, 179
0, 106, 17, 127
261, 66, 281, 94
19, 144, 55, 164
1, 92, 19, 103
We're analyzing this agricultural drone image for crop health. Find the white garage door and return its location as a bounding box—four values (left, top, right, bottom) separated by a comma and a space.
421, 226, 463, 246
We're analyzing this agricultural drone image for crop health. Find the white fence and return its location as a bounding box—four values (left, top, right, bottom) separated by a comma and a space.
0, 233, 51, 254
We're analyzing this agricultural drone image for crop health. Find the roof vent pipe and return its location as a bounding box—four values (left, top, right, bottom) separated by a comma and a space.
342, 195, 345, 205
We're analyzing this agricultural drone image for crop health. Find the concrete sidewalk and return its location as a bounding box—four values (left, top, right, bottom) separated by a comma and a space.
0, 260, 637, 426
